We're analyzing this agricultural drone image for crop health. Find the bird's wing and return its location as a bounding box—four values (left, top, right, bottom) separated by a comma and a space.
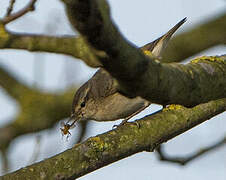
89, 68, 118, 98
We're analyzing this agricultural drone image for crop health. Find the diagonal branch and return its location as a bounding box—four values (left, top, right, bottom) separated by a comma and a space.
1, 0, 37, 25
156, 137, 226, 165
1, 98, 226, 180
0, 64, 32, 100
63, 0, 226, 107
5, 0, 16, 17
0, 63, 77, 150
0, 87, 75, 150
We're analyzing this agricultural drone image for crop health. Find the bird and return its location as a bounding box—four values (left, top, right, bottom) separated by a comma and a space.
61, 18, 187, 136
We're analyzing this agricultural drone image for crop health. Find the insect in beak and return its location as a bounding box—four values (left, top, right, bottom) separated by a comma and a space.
60, 115, 80, 138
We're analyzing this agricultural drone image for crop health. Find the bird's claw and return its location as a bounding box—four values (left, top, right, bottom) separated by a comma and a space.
112, 120, 140, 129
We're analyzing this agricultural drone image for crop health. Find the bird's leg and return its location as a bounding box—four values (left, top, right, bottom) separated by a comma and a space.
113, 103, 151, 128
162, 104, 167, 109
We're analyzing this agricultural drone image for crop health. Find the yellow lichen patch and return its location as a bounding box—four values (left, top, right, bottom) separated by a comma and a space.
143, 50, 161, 62
191, 56, 224, 64
89, 137, 106, 152
143, 50, 152, 56
163, 104, 184, 112
84, 136, 110, 159
143, 50, 155, 58
91, 137, 101, 143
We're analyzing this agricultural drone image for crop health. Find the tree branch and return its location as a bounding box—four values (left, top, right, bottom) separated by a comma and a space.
5, 0, 16, 17
156, 137, 226, 165
0, 65, 77, 149
0, 28, 100, 67
1, 98, 225, 180
0, 64, 33, 100
1, 0, 37, 25
0, 11, 225, 66
63, 0, 226, 107
0, 88, 73, 150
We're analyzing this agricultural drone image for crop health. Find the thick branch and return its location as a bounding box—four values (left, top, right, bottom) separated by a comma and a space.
0, 28, 99, 67
1, 98, 226, 180
63, 0, 226, 106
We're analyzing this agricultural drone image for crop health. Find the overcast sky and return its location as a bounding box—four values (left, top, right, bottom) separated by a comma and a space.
0, 0, 226, 179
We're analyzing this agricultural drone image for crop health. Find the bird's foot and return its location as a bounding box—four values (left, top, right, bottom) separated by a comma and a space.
112, 119, 140, 129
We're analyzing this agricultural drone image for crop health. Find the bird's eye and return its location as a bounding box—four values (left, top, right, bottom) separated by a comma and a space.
80, 102, 86, 107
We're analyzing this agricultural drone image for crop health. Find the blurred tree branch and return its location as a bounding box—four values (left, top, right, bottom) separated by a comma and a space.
1, 0, 37, 25
1, 99, 226, 179
0, 64, 75, 150
156, 136, 226, 165
0, 28, 99, 67
5, 0, 16, 17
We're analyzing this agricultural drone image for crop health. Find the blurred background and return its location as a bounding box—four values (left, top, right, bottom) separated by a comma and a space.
0, 0, 226, 179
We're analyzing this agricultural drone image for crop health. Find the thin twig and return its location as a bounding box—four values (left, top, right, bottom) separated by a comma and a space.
1, 0, 37, 25
5, 0, 16, 17
156, 136, 226, 165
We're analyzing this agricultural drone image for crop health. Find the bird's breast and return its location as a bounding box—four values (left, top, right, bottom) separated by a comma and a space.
91, 93, 149, 121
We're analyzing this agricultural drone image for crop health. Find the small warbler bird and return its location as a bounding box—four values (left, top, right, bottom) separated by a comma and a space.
61, 18, 186, 136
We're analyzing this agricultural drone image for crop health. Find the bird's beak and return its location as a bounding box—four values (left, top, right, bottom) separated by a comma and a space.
68, 114, 82, 127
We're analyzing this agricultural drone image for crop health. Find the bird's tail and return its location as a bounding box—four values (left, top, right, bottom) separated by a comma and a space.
141, 17, 187, 58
